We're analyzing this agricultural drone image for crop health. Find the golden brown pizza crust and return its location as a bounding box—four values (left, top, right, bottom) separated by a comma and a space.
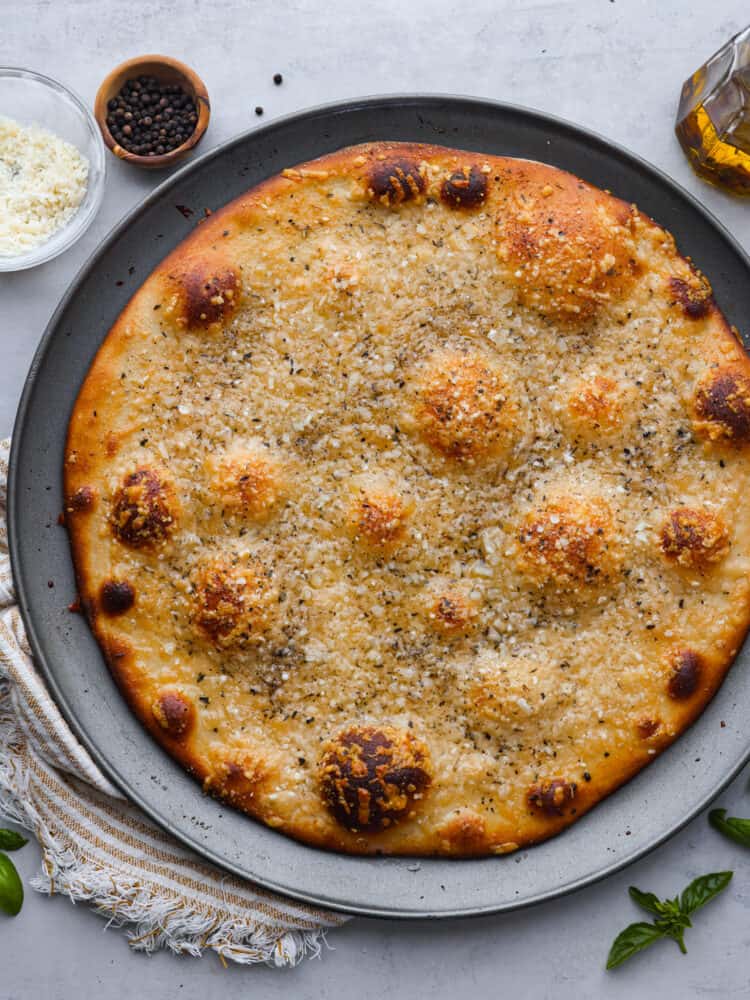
65, 141, 750, 856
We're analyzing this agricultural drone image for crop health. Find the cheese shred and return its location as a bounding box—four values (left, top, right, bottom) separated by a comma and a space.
0, 114, 89, 257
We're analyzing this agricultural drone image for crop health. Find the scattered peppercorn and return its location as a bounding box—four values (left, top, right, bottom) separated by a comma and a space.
255, 106, 264, 116
273, 73, 283, 85
106, 75, 198, 157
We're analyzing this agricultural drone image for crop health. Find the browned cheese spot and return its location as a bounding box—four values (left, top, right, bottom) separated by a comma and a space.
527, 778, 578, 817
347, 486, 409, 550
324, 258, 360, 294
152, 689, 195, 740
694, 366, 750, 443
440, 166, 488, 209
204, 753, 267, 806
105, 432, 119, 457
66, 485, 95, 513
99, 580, 135, 616
660, 507, 729, 570
566, 375, 623, 432
192, 556, 277, 647
167, 262, 241, 330
518, 496, 617, 586
110, 468, 176, 549
666, 649, 703, 700
437, 808, 488, 853
637, 717, 661, 739
367, 158, 426, 207
669, 273, 713, 319
496, 191, 638, 323
414, 351, 513, 461
427, 587, 478, 635
319, 725, 432, 832
213, 448, 283, 519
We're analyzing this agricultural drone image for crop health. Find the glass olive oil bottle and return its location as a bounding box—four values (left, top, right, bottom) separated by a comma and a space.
676, 25, 750, 194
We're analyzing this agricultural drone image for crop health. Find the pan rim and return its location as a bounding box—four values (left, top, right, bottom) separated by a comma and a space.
9, 92, 750, 919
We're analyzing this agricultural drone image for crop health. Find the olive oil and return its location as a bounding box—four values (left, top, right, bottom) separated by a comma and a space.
676, 25, 750, 194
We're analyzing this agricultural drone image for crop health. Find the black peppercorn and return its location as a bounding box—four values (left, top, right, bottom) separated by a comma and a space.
107, 75, 199, 157
273, 73, 283, 85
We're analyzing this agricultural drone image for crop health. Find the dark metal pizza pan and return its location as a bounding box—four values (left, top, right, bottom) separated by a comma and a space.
9, 95, 750, 919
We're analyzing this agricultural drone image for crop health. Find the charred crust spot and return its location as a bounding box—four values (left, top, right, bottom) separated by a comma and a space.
107, 637, 133, 664
637, 717, 661, 739
660, 507, 729, 570
669, 275, 713, 319
694, 367, 750, 442
527, 778, 578, 817
319, 725, 432, 832
414, 351, 512, 461
152, 690, 195, 739
367, 158, 426, 207
193, 557, 276, 648
518, 497, 616, 585
99, 580, 135, 616
110, 468, 175, 548
440, 166, 488, 209
667, 649, 703, 700
181, 265, 240, 329
66, 486, 95, 513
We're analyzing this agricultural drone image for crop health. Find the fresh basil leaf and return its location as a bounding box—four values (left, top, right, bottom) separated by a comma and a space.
679, 871, 732, 915
0, 853, 23, 916
656, 910, 691, 954
628, 886, 665, 916
655, 910, 691, 932
606, 922, 665, 970
0, 829, 28, 852
710, 808, 750, 848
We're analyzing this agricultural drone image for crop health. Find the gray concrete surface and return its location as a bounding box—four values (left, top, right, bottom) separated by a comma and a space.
1, 0, 750, 996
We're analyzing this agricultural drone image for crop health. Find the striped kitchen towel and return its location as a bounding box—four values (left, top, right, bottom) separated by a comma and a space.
0, 439, 347, 965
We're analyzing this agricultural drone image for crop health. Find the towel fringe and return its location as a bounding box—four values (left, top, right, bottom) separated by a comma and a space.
0, 675, 330, 968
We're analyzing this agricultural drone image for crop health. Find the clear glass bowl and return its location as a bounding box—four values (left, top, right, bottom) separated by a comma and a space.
0, 67, 106, 271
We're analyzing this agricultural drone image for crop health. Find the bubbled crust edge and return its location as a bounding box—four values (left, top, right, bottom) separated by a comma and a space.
64, 140, 750, 856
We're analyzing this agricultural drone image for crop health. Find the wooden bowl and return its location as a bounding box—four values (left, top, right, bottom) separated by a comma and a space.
94, 55, 210, 170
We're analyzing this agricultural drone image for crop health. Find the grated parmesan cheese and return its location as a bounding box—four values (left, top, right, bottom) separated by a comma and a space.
0, 114, 88, 257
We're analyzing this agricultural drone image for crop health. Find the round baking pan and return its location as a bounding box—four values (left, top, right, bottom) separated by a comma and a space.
9, 95, 750, 919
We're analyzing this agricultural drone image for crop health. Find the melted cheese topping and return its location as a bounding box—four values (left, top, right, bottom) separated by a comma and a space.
65, 143, 750, 856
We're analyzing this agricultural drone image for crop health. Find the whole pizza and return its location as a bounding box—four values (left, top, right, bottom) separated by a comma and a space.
64, 141, 750, 856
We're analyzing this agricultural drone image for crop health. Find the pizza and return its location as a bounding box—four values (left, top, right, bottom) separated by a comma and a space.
64, 141, 750, 856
